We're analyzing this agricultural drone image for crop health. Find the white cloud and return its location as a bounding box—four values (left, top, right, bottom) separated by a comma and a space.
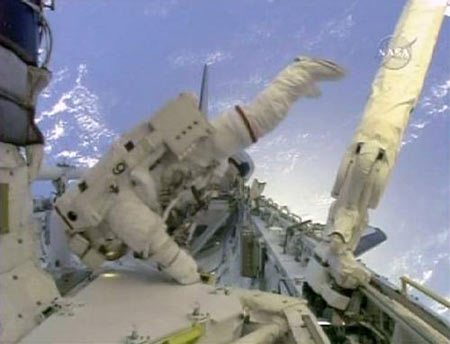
210, 96, 248, 114
56, 150, 79, 159
47, 121, 65, 141
402, 77, 450, 147
304, 8, 356, 50
40, 67, 69, 99
385, 229, 449, 284
419, 269, 433, 284
329, 14, 355, 39
39, 94, 70, 119
411, 121, 429, 129
205, 51, 231, 65
169, 50, 232, 68
420, 78, 450, 116
76, 156, 99, 168
38, 64, 116, 168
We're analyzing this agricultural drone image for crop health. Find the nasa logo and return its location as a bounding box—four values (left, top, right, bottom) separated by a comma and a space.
377, 35, 417, 70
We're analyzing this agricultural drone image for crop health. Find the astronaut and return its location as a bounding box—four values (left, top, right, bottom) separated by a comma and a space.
55, 56, 345, 285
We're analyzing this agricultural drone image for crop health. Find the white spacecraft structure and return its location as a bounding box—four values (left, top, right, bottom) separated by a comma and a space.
0, 0, 449, 343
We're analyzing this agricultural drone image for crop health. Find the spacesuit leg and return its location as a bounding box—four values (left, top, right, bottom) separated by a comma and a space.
207, 57, 346, 159
106, 192, 200, 285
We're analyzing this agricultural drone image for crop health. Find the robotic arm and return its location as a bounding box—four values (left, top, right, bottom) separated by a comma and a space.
323, 0, 448, 290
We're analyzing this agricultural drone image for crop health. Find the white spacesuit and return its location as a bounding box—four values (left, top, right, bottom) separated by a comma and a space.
55, 57, 345, 284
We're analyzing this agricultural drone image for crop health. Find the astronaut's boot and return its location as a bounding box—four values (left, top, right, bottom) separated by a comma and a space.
295, 56, 346, 81
327, 234, 371, 289
288, 56, 346, 98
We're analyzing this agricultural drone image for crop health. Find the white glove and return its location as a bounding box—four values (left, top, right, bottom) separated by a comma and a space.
162, 249, 200, 285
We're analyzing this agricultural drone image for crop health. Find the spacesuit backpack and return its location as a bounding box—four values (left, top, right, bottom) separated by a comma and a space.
55, 93, 215, 267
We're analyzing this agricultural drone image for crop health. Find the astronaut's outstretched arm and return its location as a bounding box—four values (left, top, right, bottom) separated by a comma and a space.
209, 57, 345, 159
106, 191, 199, 285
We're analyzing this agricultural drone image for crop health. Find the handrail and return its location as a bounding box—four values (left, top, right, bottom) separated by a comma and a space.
400, 276, 450, 310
